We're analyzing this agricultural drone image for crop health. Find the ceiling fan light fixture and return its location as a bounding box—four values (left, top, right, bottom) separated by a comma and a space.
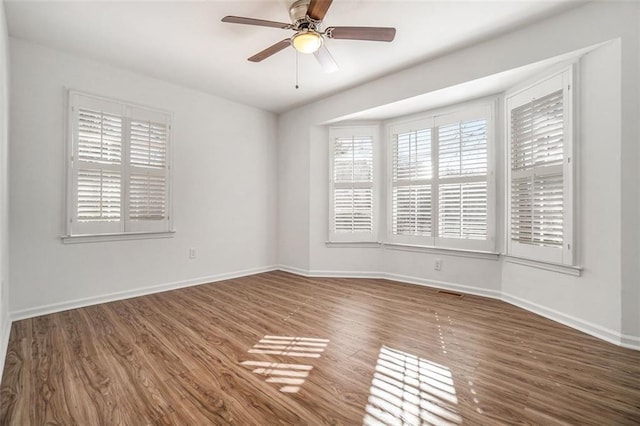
292, 30, 323, 54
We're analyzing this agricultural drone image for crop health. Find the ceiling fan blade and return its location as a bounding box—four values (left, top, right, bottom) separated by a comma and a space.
325, 26, 396, 42
222, 16, 291, 29
314, 44, 338, 73
306, 0, 333, 21
248, 39, 291, 62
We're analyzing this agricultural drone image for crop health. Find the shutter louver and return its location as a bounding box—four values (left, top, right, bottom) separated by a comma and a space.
511, 90, 563, 170
77, 169, 121, 221
511, 174, 563, 247
332, 135, 374, 234
77, 108, 122, 164
439, 182, 487, 239
510, 89, 564, 249
334, 188, 373, 232
392, 185, 431, 236
129, 173, 166, 220
130, 120, 167, 168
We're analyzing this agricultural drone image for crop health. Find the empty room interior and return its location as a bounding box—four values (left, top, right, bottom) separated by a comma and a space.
0, 0, 639, 424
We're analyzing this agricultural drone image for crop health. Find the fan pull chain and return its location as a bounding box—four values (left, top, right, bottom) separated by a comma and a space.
295, 51, 299, 89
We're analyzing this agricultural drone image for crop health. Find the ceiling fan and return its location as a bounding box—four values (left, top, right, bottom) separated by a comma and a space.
222, 0, 396, 73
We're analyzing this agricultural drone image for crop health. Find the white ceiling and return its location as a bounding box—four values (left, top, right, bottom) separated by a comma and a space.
4, 0, 583, 113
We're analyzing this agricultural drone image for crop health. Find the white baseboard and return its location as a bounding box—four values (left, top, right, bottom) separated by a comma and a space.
279, 265, 639, 351
0, 311, 11, 384
278, 265, 501, 300
9, 264, 279, 322
620, 333, 640, 350
277, 264, 314, 276
500, 291, 624, 347
380, 272, 502, 300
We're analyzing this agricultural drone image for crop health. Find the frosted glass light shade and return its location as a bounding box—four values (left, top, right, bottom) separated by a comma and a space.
292, 31, 323, 54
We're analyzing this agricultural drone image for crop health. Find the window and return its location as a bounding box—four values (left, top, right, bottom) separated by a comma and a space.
329, 126, 377, 242
387, 103, 494, 251
506, 67, 574, 265
66, 91, 172, 238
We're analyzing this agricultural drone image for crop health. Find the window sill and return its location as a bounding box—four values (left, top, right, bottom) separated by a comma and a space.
383, 243, 500, 260
61, 230, 176, 244
325, 241, 382, 248
503, 255, 582, 276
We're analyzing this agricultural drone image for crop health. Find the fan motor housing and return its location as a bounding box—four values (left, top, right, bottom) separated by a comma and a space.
289, 0, 316, 29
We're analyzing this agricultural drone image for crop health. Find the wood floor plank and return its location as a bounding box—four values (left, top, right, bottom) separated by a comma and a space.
1, 271, 639, 425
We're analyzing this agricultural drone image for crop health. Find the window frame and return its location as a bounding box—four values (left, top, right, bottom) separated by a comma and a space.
328, 125, 379, 243
505, 66, 575, 265
64, 89, 174, 241
385, 100, 496, 252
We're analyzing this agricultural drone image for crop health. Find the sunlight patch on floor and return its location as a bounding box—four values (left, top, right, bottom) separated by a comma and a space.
242, 336, 329, 393
248, 336, 329, 358
364, 346, 462, 425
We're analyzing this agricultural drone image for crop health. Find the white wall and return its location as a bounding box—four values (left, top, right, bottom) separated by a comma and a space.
0, 1, 10, 378
9, 39, 278, 317
278, 2, 640, 346
620, 2, 640, 344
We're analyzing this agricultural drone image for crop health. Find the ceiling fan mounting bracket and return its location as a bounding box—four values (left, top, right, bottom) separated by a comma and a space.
289, 0, 310, 24
289, 0, 321, 32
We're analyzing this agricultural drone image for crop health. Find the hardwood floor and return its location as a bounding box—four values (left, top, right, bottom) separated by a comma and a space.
1, 271, 639, 425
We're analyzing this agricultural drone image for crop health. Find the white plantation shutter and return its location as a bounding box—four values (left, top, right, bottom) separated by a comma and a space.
392, 185, 431, 235
391, 127, 433, 242
388, 104, 493, 250
76, 108, 123, 225
329, 127, 377, 241
129, 173, 166, 220
507, 68, 574, 264
67, 91, 172, 237
126, 109, 170, 232
435, 112, 491, 250
77, 109, 122, 164
438, 182, 487, 240
77, 169, 121, 222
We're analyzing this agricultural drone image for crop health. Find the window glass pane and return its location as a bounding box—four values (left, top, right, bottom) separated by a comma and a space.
439, 119, 487, 178
393, 129, 431, 181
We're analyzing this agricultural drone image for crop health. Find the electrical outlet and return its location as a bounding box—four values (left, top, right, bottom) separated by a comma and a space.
189, 248, 196, 259
434, 259, 442, 271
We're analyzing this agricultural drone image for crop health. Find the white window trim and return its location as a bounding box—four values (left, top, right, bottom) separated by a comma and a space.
328, 125, 380, 242
385, 99, 497, 252
505, 66, 575, 266
63, 89, 174, 241
503, 255, 582, 276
